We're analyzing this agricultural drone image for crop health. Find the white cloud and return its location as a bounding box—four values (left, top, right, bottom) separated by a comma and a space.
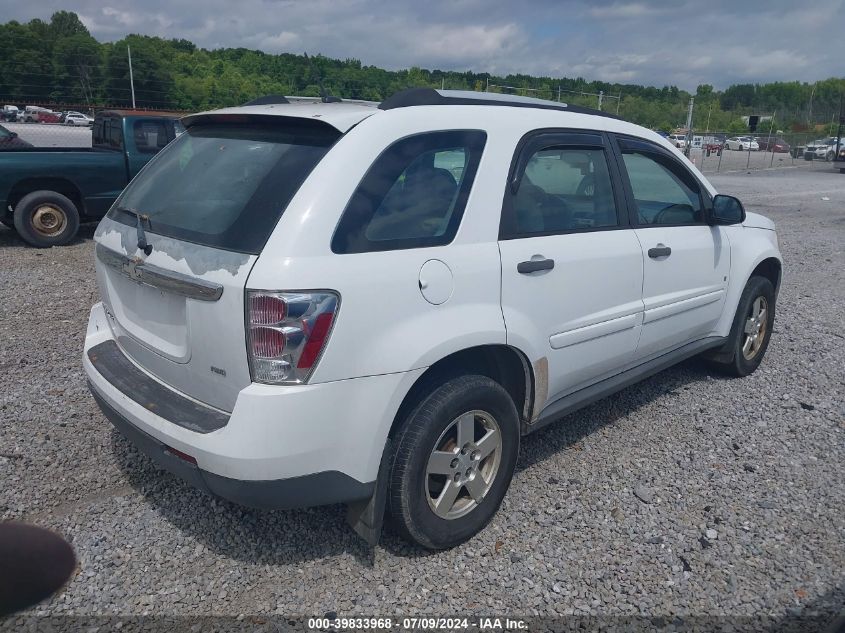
8, 0, 845, 89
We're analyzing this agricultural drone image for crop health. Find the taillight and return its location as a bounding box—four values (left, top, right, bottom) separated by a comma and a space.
246, 290, 339, 385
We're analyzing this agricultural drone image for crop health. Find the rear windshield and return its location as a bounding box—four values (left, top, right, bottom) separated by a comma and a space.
108, 121, 339, 253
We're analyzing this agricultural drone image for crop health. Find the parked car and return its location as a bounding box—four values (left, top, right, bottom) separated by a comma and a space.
834, 143, 845, 173
64, 112, 93, 126
703, 137, 723, 155
83, 89, 783, 550
668, 133, 687, 149
756, 137, 791, 153
1, 105, 21, 122
23, 106, 61, 124
0, 124, 32, 149
0, 110, 183, 246
803, 137, 842, 161
724, 136, 759, 151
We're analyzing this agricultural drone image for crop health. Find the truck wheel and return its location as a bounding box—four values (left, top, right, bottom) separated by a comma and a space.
706, 276, 775, 377
388, 375, 520, 550
13, 191, 80, 247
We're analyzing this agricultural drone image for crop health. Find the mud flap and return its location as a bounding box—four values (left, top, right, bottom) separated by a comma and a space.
346, 438, 392, 547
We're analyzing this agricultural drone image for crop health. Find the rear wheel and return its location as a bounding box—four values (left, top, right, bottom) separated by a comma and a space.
388, 375, 520, 550
707, 276, 775, 377
13, 190, 80, 248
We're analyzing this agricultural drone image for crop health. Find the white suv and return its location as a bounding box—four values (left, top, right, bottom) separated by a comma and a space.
84, 89, 782, 549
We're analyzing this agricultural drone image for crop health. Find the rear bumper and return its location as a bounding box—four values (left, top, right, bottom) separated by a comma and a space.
89, 387, 374, 508
84, 302, 424, 509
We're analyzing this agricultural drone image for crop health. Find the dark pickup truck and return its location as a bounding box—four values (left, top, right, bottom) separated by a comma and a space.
0, 110, 183, 247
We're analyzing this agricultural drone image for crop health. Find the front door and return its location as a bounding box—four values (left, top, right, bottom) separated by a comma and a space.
498, 132, 645, 410
615, 137, 730, 360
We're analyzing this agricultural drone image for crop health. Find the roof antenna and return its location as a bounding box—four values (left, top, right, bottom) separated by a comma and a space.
304, 52, 342, 103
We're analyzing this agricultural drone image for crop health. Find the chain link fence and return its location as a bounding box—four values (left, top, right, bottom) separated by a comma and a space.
683, 131, 844, 174
2, 94, 843, 178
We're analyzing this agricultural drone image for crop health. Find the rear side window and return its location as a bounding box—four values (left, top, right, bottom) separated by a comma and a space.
331, 130, 487, 254
507, 147, 619, 236
109, 121, 339, 254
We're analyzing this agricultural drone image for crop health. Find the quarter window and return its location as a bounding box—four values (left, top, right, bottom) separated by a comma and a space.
504, 146, 619, 237
621, 151, 703, 225
331, 130, 486, 254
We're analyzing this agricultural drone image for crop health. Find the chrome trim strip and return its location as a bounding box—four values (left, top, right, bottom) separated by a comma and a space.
96, 244, 224, 302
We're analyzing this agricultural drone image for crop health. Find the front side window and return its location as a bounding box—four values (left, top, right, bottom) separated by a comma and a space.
504, 146, 619, 237
331, 130, 486, 254
621, 150, 703, 225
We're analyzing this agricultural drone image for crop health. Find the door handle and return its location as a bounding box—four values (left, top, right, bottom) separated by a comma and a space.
648, 244, 672, 259
517, 258, 555, 274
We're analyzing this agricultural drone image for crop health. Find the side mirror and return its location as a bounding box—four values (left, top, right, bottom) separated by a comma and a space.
711, 194, 745, 225
10, 132, 17, 138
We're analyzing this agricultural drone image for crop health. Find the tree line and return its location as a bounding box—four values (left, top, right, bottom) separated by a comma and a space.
1, 11, 843, 133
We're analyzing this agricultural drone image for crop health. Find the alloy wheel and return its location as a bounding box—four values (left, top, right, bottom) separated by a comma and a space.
425, 410, 502, 520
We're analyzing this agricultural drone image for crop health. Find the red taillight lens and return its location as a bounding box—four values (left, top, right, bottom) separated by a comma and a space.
250, 326, 286, 358
249, 295, 287, 325
246, 291, 339, 384
297, 312, 334, 369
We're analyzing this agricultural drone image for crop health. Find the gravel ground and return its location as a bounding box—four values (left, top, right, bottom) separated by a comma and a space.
0, 164, 843, 625
3, 122, 92, 148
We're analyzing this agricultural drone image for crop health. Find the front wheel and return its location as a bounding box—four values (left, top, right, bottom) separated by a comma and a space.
13, 190, 80, 247
388, 375, 520, 550
707, 276, 776, 377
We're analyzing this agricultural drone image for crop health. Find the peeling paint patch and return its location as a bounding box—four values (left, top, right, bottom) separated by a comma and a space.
95, 217, 250, 276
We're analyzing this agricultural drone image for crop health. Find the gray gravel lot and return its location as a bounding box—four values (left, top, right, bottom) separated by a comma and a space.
0, 164, 843, 624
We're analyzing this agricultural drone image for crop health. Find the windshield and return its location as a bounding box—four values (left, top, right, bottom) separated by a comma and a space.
108, 121, 339, 254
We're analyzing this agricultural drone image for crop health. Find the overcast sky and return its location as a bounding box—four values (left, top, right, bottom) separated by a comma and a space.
5, 0, 845, 89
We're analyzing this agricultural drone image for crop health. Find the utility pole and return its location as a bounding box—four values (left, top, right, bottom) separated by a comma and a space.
705, 103, 712, 134
127, 45, 136, 109
597, 90, 603, 110
684, 96, 694, 157
557, 85, 561, 102
616, 92, 621, 115
485, 77, 489, 92
808, 82, 816, 128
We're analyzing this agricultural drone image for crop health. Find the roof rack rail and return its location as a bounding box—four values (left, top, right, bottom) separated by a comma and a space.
242, 95, 290, 106
378, 88, 621, 119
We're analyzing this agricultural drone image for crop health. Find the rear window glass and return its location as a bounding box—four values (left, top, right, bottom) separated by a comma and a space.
132, 119, 176, 153
331, 130, 486, 254
108, 121, 339, 253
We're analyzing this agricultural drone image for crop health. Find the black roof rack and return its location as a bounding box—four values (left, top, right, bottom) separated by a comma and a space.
379, 87, 621, 120
242, 95, 290, 106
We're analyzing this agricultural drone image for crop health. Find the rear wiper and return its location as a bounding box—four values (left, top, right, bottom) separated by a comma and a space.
117, 207, 153, 255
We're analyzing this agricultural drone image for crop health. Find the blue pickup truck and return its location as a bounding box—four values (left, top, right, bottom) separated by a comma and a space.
0, 110, 183, 247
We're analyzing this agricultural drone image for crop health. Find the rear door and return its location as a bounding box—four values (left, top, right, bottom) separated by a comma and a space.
498, 131, 645, 407
613, 135, 729, 361
93, 118, 339, 412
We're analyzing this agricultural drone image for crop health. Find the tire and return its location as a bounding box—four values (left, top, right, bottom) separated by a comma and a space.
804, 153, 813, 161
707, 276, 776, 377
13, 190, 80, 248
388, 375, 520, 550
826, 151, 834, 162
